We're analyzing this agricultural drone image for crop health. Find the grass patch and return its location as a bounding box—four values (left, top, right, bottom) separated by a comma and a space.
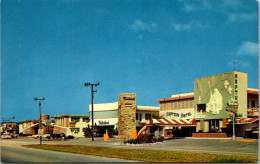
22, 144, 258, 163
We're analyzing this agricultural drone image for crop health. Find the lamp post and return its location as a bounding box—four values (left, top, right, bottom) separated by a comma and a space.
34, 97, 45, 145
84, 82, 100, 141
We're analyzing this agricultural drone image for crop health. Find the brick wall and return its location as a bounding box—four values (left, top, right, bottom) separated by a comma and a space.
118, 93, 136, 137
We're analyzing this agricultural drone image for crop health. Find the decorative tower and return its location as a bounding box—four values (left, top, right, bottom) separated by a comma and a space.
118, 93, 136, 137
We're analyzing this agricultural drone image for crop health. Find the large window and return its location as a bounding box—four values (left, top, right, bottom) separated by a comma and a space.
209, 120, 220, 132
197, 104, 206, 112
136, 113, 139, 120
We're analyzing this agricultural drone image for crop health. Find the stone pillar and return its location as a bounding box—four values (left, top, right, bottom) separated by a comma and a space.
118, 93, 136, 137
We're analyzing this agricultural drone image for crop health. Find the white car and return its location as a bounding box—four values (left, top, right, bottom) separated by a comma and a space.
1, 134, 11, 139
33, 134, 51, 139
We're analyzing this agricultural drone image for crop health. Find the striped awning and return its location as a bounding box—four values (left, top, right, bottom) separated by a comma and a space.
142, 118, 196, 126
227, 118, 258, 124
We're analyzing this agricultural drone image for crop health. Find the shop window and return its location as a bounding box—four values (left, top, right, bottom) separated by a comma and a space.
71, 117, 80, 123
145, 113, 151, 120
136, 113, 139, 120
209, 120, 220, 132
247, 100, 250, 108
197, 104, 206, 112
139, 114, 142, 121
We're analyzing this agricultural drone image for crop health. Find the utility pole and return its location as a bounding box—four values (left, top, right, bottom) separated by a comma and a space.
232, 112, 236, 140
34, 97, 45, 145
84, 82, 100, 141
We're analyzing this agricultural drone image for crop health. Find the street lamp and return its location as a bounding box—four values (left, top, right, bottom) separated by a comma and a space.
84, 82, 100, 141
34, 97, 45, 145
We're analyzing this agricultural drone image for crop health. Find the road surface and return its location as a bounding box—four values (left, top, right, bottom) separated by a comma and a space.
1, 139, 140, 163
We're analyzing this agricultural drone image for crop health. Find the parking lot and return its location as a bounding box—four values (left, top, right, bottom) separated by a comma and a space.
2, 137, 259, 157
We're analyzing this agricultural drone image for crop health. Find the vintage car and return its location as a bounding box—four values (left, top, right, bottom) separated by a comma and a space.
1, 134, 12, 139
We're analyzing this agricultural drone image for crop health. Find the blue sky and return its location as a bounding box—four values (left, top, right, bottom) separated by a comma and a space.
1, 0, 258, 122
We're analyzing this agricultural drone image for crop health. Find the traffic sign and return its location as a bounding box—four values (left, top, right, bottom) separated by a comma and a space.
38, 129, 43, 136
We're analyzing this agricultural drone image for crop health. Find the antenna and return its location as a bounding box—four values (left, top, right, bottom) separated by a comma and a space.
232, 59, 237, 71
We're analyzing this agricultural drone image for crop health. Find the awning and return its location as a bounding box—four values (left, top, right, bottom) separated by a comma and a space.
142, 118, 196, 126
227, 118, 258, 124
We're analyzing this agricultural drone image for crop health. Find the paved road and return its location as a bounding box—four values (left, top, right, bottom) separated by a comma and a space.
53, 137, 259, 157
1, 139, 140, 163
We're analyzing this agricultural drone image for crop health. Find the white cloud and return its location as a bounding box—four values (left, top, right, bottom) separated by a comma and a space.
171, 23, 191, 31
236, 41, 258, 56
180, 0, 211, 12
171, 20, 208, 32
129, 20, 158, 32
227, 12, 257, 22
221, 0, 243, 10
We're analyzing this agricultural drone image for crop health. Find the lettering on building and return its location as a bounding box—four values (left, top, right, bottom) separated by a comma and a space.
98, 120, 109, 125
123, 97, 135, 100
166, 112, 192, 118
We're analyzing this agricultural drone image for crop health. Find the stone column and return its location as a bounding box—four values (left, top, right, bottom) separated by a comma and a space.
118, 93, 136, 137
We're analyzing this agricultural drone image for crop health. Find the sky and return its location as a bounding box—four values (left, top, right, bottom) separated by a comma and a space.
1, 0, 259, 122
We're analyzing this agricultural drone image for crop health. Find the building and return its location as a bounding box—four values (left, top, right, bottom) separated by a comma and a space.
194, 71, 258, 137
19, 114, 54, 135
142, 71, 258, 138
51, 114, 90, 137
89, 93, 160, 137
1, 122, 19, 135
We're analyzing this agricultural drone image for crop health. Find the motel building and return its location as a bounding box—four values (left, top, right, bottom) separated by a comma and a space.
140, 71, 258, 138
89, 93, 160, 137
19, 114, 90, 138
51, 114, 90, 138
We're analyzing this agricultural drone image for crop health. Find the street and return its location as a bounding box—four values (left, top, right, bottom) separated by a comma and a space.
1, 137, 259, 163
1, 138, 140, 163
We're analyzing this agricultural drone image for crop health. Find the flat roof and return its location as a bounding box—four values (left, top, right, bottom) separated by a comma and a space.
136, 105, 160, 111
52, 114, 89, 118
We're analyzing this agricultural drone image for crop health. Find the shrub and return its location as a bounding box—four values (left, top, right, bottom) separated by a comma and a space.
124, 134, 164, 144
65, 135, 74, 140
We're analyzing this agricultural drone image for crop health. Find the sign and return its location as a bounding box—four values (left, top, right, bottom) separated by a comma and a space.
70, 123, 76, 127
161, 108, 194, 119
225, 105, 238, 113
123, 97, 135, 100
99, 120, 109, 125
38, 129, 43, 136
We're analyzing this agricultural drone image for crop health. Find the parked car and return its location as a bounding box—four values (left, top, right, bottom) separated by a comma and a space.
1, 134, 11, 139
244, 127, 259, 138
32, 134, 51, 139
